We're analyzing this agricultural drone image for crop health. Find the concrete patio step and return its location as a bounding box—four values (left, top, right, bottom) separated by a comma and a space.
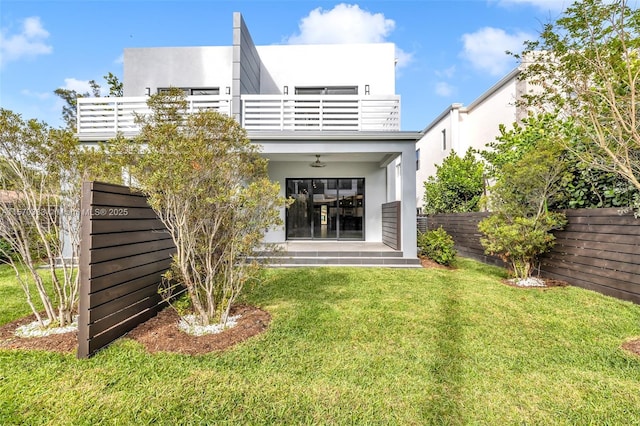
253, 250, 421, 268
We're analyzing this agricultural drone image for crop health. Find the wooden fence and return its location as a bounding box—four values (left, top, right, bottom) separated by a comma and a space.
382, 201, 401, 250
426, 208, 640, 304
78, 182, 176, 358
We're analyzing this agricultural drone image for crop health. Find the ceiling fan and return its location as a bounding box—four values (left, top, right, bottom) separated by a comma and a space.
310, 155, 327, 168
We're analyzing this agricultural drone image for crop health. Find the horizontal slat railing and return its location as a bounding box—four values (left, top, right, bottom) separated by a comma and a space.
77, 95, 232, 137
78, 94, 400, 137
241, 95, 400, 131
382, 201, 401, 250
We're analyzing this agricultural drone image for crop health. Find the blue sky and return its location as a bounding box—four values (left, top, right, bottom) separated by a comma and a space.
1, 0, 577, 131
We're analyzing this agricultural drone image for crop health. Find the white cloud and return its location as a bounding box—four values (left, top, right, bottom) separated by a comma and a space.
62, 78, 94, 93
435, 82, 454, 97
286, 3, 413, 69
460, 27, 533, 76
114, 54, 124, 64
395, 47, 413, 69
435, 66, 456, 79
0, 16, 52, 66
286, 4, 394, 44
60, 77, 108, 96
20, 89, 51, 100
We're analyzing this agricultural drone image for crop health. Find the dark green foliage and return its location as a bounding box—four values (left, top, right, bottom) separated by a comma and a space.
480, 113, 640, 211
423, 148, 485, 214
516, 0, 640, 213
479, 114, 568, 182
0, 237, 15, 262
479, 213, 566, 278
479, 114, 570, 279
556, 144, 639, 210
418, 227, 457, 266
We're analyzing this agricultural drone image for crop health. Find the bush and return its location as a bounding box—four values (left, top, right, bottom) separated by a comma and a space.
478, 212, 566, 279
0, 237, 15, 262
423, 148, 485, 214
418, 227, 457, 266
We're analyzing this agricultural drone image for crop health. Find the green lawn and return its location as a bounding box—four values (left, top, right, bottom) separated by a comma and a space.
1, 259, 640, 425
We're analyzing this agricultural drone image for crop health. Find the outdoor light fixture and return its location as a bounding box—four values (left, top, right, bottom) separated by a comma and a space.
145, 87, 151, 96
225, 86, 231, 95
310, 155, 326, 168
365, 84, 370, 95
283, 86, 289, 95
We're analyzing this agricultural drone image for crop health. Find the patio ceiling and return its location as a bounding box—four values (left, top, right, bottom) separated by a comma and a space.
249, 130, 423, 166
262, 152, 389, 163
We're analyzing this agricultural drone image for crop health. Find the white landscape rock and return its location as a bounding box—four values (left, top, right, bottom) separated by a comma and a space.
178, 314, 242, 336
508, 277, 547, 287
15, 316, 79, 338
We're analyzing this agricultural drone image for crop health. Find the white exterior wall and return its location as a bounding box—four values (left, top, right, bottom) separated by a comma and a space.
256, 44, 396, 95
415, 70, 522, 210
123, 46, 233, 96
462, 77, 518, 156
265, 161, 387, 243
415, 109, 456, 208
123, 43, 396, 98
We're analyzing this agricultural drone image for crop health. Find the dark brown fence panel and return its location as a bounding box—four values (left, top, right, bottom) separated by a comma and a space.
539, 208, 640, 304
427, 212, 504, 267
425, 209, 640, 305
78, 182, 176, 358
382, 201, 401, 250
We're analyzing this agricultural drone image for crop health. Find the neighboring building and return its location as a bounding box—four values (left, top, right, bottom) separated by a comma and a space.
415, 67, 532, 211
76, 13, 421, 263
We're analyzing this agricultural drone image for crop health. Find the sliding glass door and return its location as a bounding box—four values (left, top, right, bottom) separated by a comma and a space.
286, 178, 364, 240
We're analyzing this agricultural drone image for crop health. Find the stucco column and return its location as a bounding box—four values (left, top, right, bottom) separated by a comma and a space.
400, 146, 417, 258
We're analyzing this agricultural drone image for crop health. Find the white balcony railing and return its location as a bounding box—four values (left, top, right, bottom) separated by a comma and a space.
76, 95, 232, 137
76, 94, 400, 139
241, 95, 400, 131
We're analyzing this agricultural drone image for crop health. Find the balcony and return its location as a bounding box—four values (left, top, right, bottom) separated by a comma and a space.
241, 95, 400, 131
76, 95, 233, 140
76, 94, 400, 140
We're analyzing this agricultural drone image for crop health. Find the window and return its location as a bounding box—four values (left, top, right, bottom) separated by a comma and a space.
339, 179, 353, 190
157, 87, 220, 95
295, 86, 358, 95
416, 148, 420, 170
442, 129, 447, 151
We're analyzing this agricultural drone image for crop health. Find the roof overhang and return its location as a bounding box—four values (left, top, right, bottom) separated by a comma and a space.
248, 131, 423, 166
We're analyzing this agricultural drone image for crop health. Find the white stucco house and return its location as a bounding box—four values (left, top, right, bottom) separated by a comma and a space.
415, 66, 534, 211
76, 13, 422, 266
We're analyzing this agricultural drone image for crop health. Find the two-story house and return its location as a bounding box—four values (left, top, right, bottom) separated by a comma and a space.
76, 13, 421, 266
415, 66, 532, 212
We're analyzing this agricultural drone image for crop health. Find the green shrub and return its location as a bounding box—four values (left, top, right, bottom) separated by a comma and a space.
0, 237, 15, 262
423, 148, 485, 214
418, 227, 457, 266
478, 212, 566, 279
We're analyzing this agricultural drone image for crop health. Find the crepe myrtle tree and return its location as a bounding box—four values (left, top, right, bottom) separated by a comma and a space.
515, 0, 640, 213
0, 108, 117, 327
111, 89, 288, 327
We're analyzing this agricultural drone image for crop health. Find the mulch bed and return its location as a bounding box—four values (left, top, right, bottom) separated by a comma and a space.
127, 305, 270, 356
419, 256, 455, 270
0, 304, 270, 356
